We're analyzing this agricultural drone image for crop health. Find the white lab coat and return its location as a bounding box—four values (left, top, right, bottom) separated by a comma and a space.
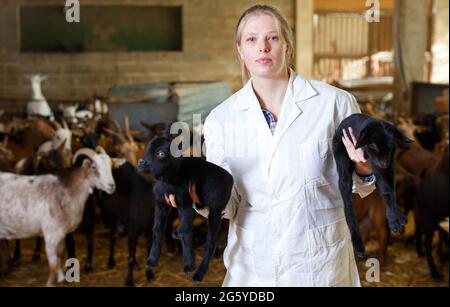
199, 72, 376, 287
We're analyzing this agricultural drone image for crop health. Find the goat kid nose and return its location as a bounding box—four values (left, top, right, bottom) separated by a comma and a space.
108, 183, 116, 191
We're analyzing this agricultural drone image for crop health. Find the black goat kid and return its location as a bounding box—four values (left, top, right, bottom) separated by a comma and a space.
99, 161, 155, 286
332, 113, 413, 256
138, 136, 233, 283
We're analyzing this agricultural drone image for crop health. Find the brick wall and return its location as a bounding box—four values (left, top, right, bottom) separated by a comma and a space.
0, 0, 295, 106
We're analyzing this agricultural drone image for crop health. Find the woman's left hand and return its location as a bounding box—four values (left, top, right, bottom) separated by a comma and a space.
342, 127, 373, 176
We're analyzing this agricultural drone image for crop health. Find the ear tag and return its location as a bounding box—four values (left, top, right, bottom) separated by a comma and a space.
113, 160, 120, 169
100, 134, 105, 140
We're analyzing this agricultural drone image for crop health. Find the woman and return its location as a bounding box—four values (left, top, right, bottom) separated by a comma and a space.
168, 4, 376, 287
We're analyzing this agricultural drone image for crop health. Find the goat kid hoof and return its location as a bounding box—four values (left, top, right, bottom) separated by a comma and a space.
387, 210, 407, 233
107, 260, 115, 269
146, 270, 154, 282
192, 271, 204, 284
388, 221, 404, 234
354, 241, 366, 257
183, 263, 196, 275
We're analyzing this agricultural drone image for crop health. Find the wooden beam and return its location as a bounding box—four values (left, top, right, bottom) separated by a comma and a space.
315, 0, 395, 12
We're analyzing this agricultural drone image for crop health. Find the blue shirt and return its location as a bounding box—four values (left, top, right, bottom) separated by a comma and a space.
262, 108, 277, 135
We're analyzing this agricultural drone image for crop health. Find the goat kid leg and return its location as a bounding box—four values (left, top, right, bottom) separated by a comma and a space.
84, 199, 96, 273
374, 168, 407, 233
84, 229, 94, 273
414, 207, 425, 257
147, 200, 167, 267
193, 209, 222, 283
425, 228, 442, 280
145, 231, 154, 282
125, 234, 138, 287
107, 218, 117, 268
165, 207, 178, 255
177, 204, 196, 274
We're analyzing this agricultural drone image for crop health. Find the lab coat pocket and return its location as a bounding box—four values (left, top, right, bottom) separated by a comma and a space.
307, 218, 354, 286
300, 138, 335, 182
313, 179, 344, 210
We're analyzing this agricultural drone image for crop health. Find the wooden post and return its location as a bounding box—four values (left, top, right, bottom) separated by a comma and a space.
295, 0, 315, 79
393, 0, 429, 115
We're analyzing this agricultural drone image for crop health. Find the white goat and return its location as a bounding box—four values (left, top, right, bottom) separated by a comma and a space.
0, 146, 123, 286
26, 74, 54, 119
37, 121, 72, 156
63, 104, 93, 125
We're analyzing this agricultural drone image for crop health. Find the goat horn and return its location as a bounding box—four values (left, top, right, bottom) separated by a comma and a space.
110, 118, 122, 133
72, 147, 97, 165
62, 119, 69, 129
102, 127, 127, 143
95, 146, 107, 155
124, 116, 134, 142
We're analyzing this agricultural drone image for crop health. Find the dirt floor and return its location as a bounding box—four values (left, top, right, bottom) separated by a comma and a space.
0, 222, 448, 287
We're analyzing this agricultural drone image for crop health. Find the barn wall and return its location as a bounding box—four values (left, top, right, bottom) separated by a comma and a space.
0, 0, 295, 103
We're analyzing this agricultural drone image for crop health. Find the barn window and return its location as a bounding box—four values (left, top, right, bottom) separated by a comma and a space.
19, 5, 183, 52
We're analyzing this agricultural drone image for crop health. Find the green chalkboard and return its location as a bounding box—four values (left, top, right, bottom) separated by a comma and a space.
20, 5, 182, 52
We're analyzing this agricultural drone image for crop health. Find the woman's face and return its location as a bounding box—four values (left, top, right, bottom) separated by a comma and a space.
237, 14, 287, 80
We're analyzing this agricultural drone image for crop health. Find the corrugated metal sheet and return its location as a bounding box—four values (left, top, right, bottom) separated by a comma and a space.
108, 81, 232, 131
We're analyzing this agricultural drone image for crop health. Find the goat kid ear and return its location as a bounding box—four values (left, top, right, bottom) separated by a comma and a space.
162, 122, 173, 139
354, 128, 369, 149
394, 128, 414, 149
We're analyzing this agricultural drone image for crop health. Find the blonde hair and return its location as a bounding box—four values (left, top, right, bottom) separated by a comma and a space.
235, 4, 295, 84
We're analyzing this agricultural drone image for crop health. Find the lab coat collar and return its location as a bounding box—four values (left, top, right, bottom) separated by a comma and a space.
230, 70, 318, 111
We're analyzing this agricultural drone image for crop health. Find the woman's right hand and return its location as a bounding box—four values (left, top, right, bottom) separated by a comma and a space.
164, 183, 200, 208
164, 193, 177, 208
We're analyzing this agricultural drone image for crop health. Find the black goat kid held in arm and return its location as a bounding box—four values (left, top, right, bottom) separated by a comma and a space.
332, 114, 414, 257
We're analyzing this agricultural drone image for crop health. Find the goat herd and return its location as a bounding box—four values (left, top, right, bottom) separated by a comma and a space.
0, 98, 448, 287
